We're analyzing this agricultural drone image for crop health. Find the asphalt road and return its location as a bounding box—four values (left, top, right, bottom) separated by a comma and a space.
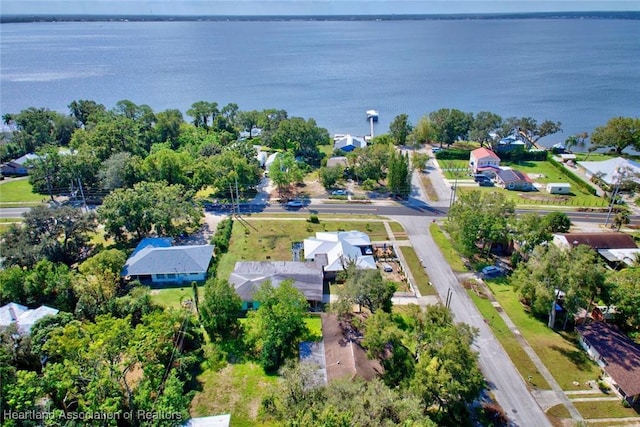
391, 213, 552, 427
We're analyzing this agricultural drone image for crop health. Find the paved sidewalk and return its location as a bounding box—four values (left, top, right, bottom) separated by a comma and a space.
476, 279, 584, 423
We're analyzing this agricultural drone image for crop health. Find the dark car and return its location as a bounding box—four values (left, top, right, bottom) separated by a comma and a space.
481, 265, 502, 277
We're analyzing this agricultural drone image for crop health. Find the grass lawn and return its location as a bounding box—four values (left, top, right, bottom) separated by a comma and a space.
217, 219, 391, 281
438, 160, 470, 179
150, 285, 203, 310
468, 290, 551, 390
0, 217, 22, 223
429, 222, 468, 272
304, 316, 323, 341
190, 361, 278, 427
457, 184, 606, 209
0, 178, 47, 206
572, 400, 640, 419
484, 280, 602, 390
399, 246, 438, 296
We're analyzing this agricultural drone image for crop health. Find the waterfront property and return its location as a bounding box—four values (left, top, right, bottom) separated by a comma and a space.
121, 237, 214, 284
578, 157, 640, 189
577, 321, 640, 404
333, 134, 367, 153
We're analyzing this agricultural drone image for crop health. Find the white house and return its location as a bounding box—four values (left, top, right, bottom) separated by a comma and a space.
0, 303, 59, 335
122, 238, 214, 284
303, 231, 376, 278
333, 135, 367, 153
546, 183, 571, 194
578, 157, 640, 188
469, 147, 501, 174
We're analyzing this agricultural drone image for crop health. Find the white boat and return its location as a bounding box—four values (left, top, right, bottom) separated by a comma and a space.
366, 110, 379, 121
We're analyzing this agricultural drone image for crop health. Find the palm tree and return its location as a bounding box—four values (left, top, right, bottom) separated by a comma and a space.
612, 210, 630, 231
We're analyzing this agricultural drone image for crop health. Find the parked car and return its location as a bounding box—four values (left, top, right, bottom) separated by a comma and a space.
381, 263, 393, 272
478, 180, 494, 187
474, 174, 490, 182
481, 265, 502, 276
331, 189, 347, 196
432, 147, 442, 153
285, 199, 305, 209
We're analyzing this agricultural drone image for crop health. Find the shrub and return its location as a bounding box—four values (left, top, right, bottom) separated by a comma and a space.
308, 214, 320, 224
362, 179, 378, 191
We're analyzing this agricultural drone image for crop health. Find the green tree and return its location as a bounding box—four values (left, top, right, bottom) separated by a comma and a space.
154, 108, 184, 147
269, 152, 304, 196
237, 110, 263, 138
542, 211, 571, 233
269, 117, 329, 165
0, 205, 96, 268
139, 148, 193, 187
70, 115, 146, 161
363, 305, 483, 423
469, 111, 503, 148
336, 267, 396, 315
447, 190, 514, 257
68, 99, 106, 127
389, 114, 413, 146
98, 181, 202, 242
591, 117, 640, 154
246, 280, 309, 372
319, 165, 344, 189
11, 107, 76, 153
187, 101, 219, 130
387, 150, 411, 198
98, 151, 139, 190
502, 116, 563, 146
201, 279, 242, 340
428, 108, 473, 147
410, 115, 437, 145
564, 131, 589, 152
609, 268, 640, 333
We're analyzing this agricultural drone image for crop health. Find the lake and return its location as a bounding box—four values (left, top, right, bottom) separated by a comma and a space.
1, 19, 639, 145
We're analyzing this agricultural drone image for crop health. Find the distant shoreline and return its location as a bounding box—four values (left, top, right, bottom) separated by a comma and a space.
2, 11, 640, 24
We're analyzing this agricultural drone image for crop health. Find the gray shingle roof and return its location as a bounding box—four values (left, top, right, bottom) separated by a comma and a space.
122, 244, 214, 276
0, 303, 59, 335
229, 261, 324, 302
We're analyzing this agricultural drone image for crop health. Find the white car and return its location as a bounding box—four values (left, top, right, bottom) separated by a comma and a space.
331, 189, 347, 196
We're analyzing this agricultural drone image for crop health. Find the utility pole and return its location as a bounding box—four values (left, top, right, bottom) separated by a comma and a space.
77, 178, 87, 212
604, 166, 624, 228
229, 183, 235, 217
235, 175, 240, 216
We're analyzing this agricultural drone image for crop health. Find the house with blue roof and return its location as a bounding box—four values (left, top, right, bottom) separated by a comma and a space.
122, 238, 214, 284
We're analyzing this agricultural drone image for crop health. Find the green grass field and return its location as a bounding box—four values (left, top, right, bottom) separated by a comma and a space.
190, 361, 278, 427
572, 400, 640, 419
0, 178, 47, 206
149, 285, 204, 310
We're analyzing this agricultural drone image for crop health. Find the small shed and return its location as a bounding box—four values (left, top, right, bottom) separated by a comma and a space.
546, 183, 571, 194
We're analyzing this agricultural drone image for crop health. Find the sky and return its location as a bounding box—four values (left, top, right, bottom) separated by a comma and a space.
2, 0, 639, 16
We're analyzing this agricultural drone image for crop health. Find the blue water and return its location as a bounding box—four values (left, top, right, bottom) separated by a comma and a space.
1, 19, 639, 145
